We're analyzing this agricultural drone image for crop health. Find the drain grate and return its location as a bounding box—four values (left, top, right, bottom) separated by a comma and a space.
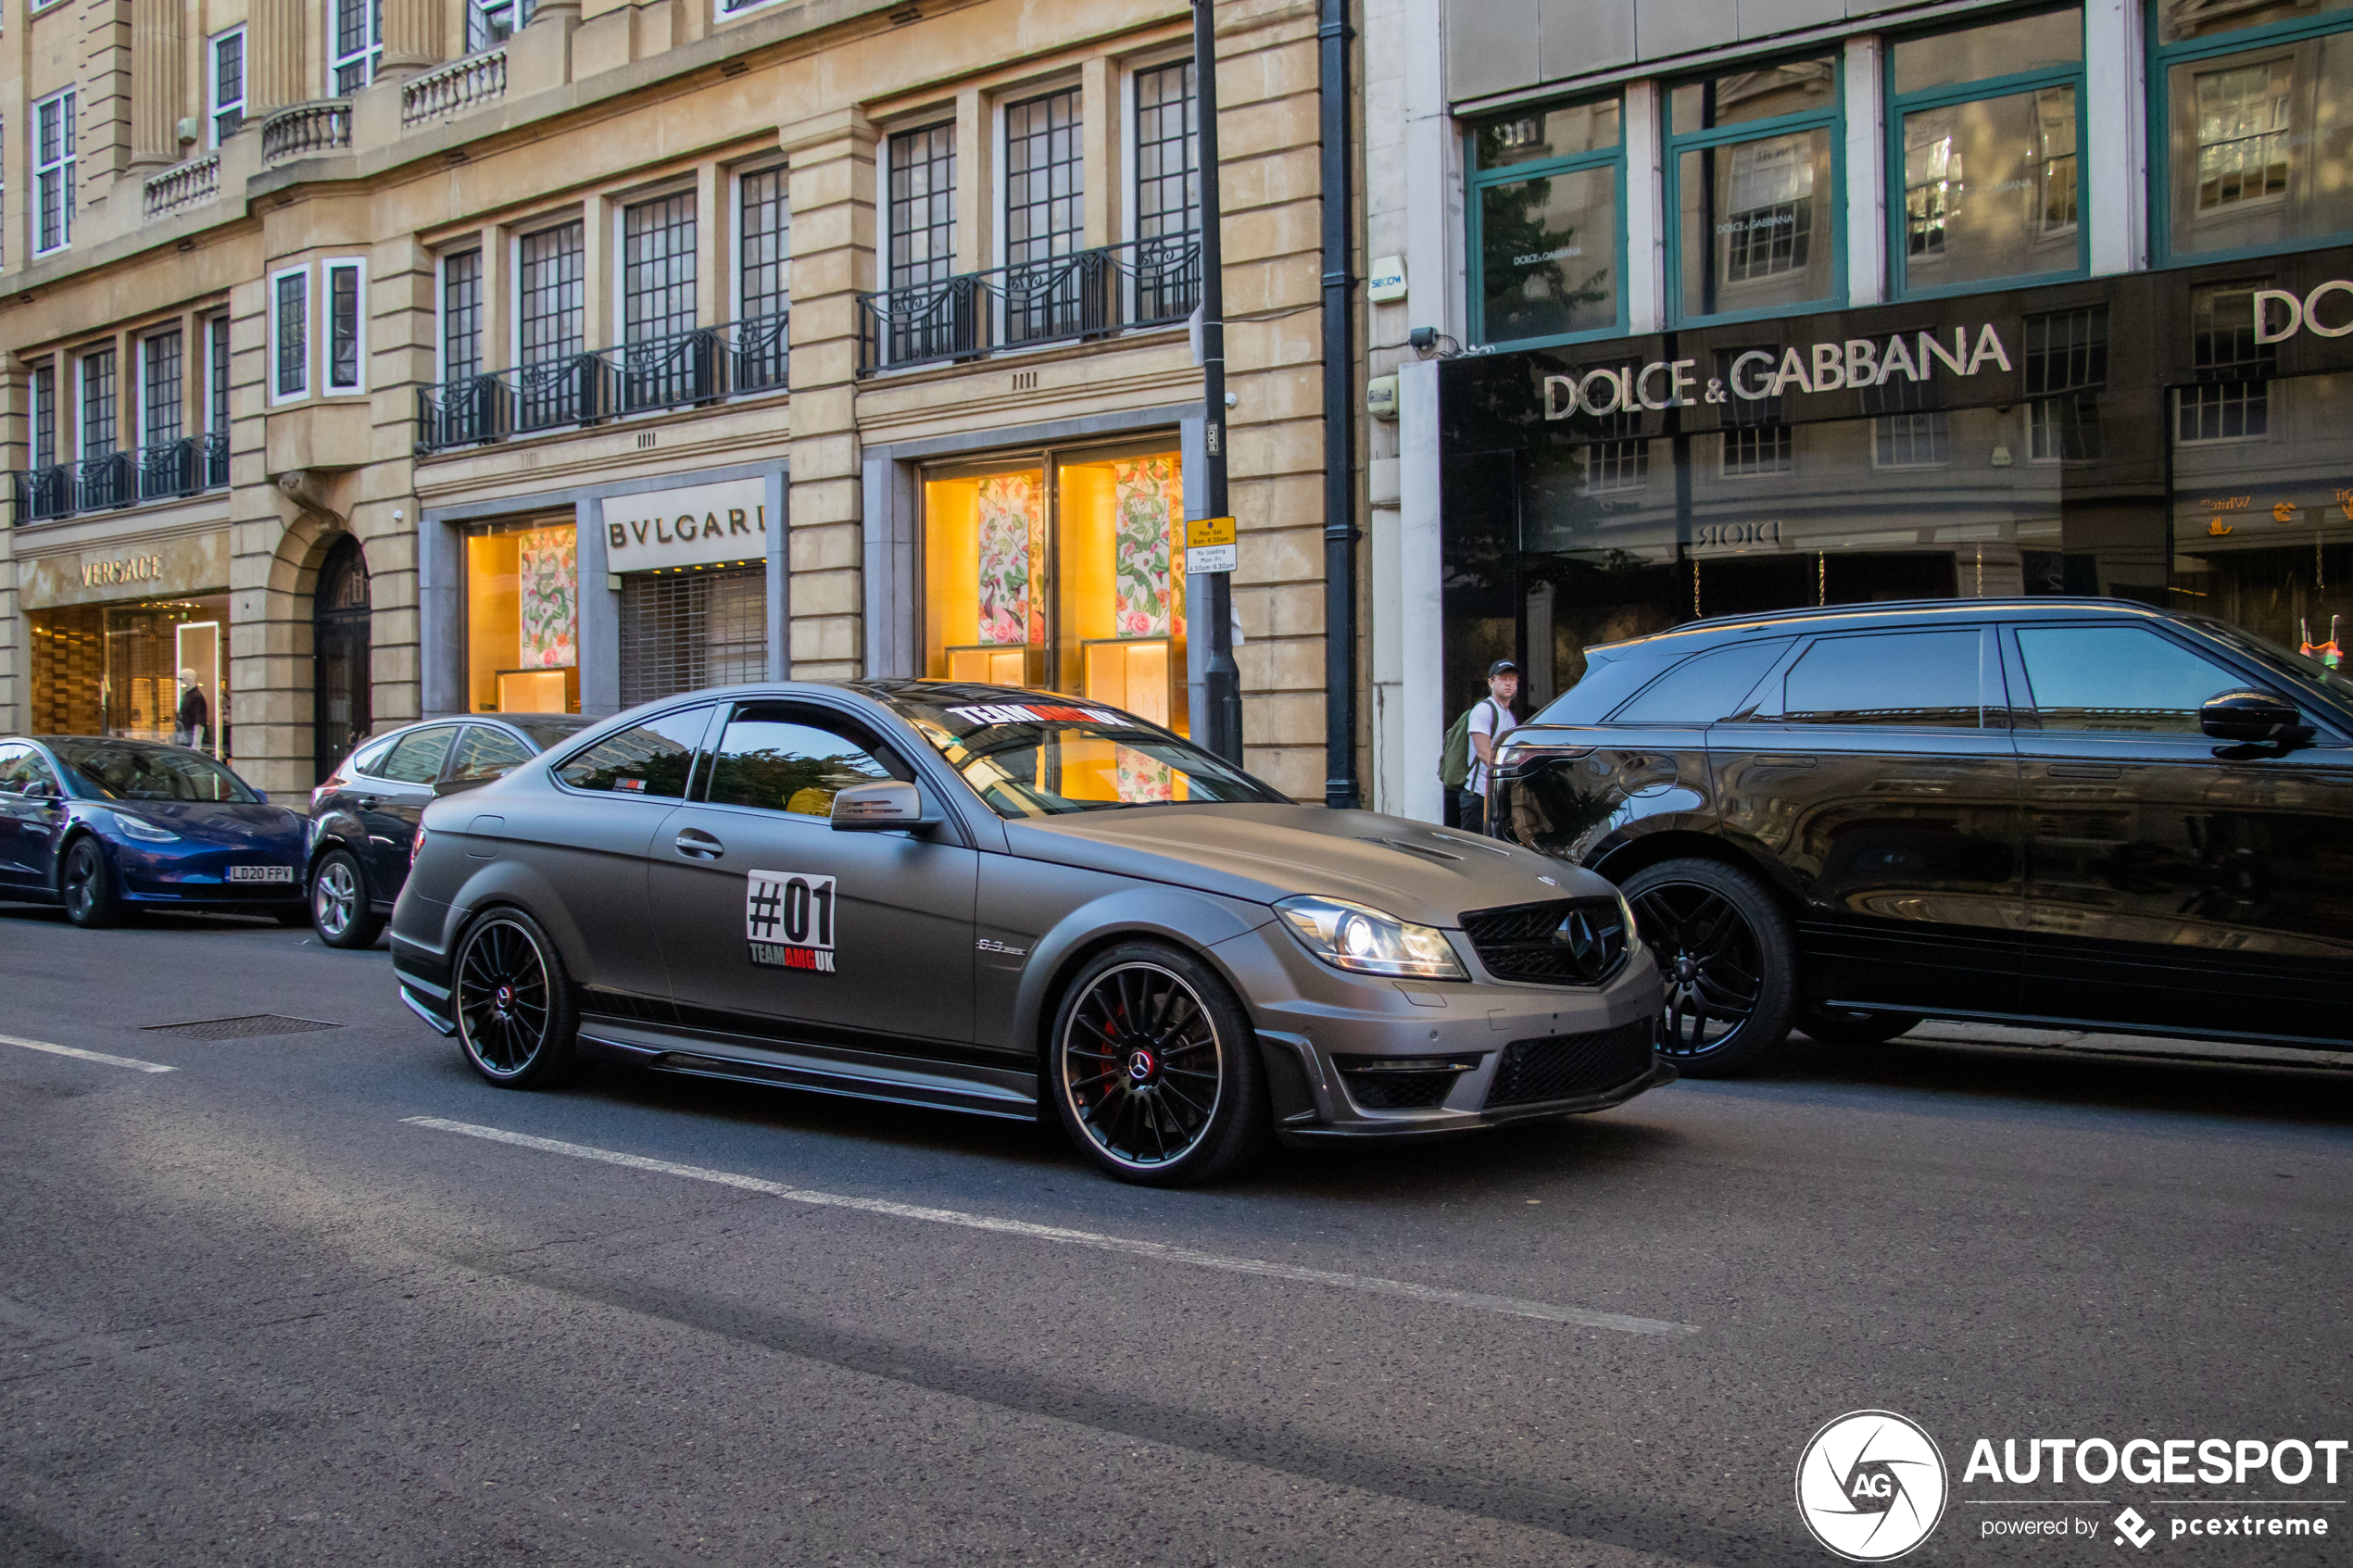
143, 1014, 344, 1041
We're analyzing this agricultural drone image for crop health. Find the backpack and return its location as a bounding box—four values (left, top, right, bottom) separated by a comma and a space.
1438, 698, 1496, 790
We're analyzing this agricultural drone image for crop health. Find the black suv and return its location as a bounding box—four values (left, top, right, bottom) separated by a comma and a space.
1490, 599, 2353, 1074
306, 713, 592, 948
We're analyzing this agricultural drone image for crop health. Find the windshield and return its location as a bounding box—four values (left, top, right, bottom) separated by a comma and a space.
2194, 619, 2353, 709
49, 740, 262, 803
872, 686, 1289, 818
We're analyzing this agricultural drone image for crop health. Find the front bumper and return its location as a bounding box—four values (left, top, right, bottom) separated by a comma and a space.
1214, 919, 1673, 1143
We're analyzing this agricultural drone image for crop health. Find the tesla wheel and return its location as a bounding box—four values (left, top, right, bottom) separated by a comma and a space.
309, 849, 384, 948
60, 839, 121, 930
1797, 1006, 1921, 1048
1621, 858, 1795, 1078
1051, 941, 1269, 1186
452, 909, 580, 1089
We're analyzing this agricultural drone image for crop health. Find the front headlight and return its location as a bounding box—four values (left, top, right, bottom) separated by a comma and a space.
1275, 895, 1467, 980
112, 812, 181, 844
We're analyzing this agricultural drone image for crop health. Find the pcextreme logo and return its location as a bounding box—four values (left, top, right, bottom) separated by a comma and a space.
1796, 1411, 1951, 1562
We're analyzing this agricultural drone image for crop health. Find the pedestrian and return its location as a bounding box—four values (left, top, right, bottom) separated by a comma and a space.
1438, 659, 1520, 835
175, 670, 209, 751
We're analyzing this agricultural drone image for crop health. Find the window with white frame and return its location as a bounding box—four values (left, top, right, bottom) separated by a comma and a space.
207, 314, 231, 434
80, 347, 117, 459
331, 0, 384, 95
467, 0, 533, 49
1717, 345, 1793, 475
210, 30, 245, 144
2025, 306, 2106, 461
272, 267, 310, 403
141, 329, 183, 447
2179, 281, 2274, 442
34, 90, 75, 258
325, 258, 366, 393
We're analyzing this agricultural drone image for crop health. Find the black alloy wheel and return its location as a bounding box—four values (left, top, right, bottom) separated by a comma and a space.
1796, 1006, 1922, 1048
1620, 858, 1796, 1078
1051, 942, 1268, 1186
60, 838, 121, 929
309, 847, 385, 948
453, 909, 580, 1088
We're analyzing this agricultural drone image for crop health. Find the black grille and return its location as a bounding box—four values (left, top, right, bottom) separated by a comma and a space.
1484, 1019, 1656, 1108
1338, 1068, 1461, 1110
1461, 897, 1629, 985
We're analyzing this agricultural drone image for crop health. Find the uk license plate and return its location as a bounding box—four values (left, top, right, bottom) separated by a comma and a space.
227, 865, 295, 884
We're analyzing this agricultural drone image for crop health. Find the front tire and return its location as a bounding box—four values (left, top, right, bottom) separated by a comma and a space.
1050, 942, 1269, 1186
309, 847, 385, 948
1621, 858, 1796, 1077
60, 839, 121, 929
452, 909, 580, 1088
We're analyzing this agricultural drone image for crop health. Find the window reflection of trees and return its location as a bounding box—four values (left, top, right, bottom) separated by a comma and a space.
709, 743, 889, 816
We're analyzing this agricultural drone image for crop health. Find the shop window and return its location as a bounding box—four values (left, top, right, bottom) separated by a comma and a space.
2025, 306, 2107, 460
922, 445, 1189, 734
465, 519, 580, 714
1133, 59, 1200, 322
1668, 59, 1839, 324
271, 267, 309, 403
29, 596, 231, 746
2180, 281, 2275, 442
326, 259, 365, 394
210, 29, 245, 144
618, 565, 766, 709
34, 89, 74, 258
442, 249, 483, 382
2156, 2, 2353, 262
1468, 96, 1623, 347
1886, 8, 2084, 297
332, 0, 383, 94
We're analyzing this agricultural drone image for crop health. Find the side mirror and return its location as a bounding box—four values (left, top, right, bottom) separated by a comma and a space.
830, 779, 937, 833
2200, 688, 2312, 746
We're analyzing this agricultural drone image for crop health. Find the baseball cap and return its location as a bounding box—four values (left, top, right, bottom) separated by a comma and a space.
1487, 659, 1520, 677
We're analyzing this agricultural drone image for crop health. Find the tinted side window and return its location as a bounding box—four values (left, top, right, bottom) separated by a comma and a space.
1782, 631, 1982, 727
556, 708, 711, 797
2014, 625, 2241, 733
0, 746, 54, 793
705, 705, 905, 817
378, 726, 459, 784
1530, 650, 1681, 725
446, 725, 536, 784
1613, 639, 1792, 723
347, 736, 396, 777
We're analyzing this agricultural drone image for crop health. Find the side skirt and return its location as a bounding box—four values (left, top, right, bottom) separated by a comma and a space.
575, 1016, 1039, 1122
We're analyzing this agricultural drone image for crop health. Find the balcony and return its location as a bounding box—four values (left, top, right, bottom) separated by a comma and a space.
855, 233, 1200, 374
261, 101, 353, 164
9, 434, 229, 523
415, 314, 789, 455
144, 153, 221, 220
403, 50, 508, 126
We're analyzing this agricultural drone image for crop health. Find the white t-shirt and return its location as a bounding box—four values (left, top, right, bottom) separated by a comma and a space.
1466, 697, 1516, 795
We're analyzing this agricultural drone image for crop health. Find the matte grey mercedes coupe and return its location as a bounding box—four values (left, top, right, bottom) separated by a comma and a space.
391, 682, 1669, 1184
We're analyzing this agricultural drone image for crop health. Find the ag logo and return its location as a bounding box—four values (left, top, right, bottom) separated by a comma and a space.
1794, 1411, 1948, 1562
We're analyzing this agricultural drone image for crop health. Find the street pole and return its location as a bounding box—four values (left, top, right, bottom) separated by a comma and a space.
1194, 0, 1243, 766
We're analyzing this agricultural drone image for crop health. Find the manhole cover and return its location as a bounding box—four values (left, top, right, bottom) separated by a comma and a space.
143, 1014, 344, 1040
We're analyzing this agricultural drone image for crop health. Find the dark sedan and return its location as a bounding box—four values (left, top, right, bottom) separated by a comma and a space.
0, 736, 308, 928
1490, 597, 2353, 1074
306, 713, 593, 948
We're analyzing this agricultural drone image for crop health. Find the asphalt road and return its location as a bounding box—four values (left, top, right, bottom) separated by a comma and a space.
3, 904, 2348, 1568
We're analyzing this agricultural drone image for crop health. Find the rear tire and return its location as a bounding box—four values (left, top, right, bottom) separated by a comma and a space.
308, 847, 385, 948
60, 839, 121, 930
1621, 858, 1795, 1078
452, 909, 581, 1088
1050, 941, 1269, 1186
1797, 1007, 1921, 1047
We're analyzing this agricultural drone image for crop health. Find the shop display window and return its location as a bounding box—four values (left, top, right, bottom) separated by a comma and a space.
921, 444, 1188, 735
466, 520, 580, 714
29, 595, 231, 750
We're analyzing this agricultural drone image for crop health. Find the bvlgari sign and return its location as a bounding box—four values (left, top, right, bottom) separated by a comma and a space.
600, 477, 770, 573
1543, 325, 2015, 418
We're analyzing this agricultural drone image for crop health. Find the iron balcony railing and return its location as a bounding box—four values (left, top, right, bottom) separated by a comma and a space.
9, 433, 227, 522
416, 314, 789, 455
855, 232, 1200, 374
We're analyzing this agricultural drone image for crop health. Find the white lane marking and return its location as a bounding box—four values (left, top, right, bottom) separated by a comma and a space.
402, 1115, 1697, 1336
0, 1033, 177, 1073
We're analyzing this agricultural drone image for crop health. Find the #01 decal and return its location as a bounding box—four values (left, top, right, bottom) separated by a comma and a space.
746, 870, 838, 974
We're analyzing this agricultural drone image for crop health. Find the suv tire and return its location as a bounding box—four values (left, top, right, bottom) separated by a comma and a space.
1621, 857, 1796, 1078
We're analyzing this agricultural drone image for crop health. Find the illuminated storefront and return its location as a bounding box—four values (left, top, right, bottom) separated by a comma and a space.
464, 517, 581, 714
19, 531, 233, 751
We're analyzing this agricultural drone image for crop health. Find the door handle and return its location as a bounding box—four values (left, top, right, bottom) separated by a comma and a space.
673, 829, 724, 859
1750, 754, 1817, 767
355, 796, 380, 810
2045, 764, 2123, 779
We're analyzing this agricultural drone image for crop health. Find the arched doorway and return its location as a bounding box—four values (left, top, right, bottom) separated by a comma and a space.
313, 534, 372, 783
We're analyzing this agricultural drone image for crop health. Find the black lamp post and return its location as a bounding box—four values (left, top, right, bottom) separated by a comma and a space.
1194, 0, 1244, 765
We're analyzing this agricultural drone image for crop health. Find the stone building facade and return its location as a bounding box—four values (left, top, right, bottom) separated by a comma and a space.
0, 0, 1352, 803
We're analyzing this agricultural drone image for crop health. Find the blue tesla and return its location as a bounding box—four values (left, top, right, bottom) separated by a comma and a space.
0, 736, 309, 929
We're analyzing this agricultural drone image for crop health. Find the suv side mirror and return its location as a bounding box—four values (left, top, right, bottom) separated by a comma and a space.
2200, 688, 2312, 746
830, 779, 937, 833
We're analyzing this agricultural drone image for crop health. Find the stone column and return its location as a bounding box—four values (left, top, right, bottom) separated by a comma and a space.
130, 0, 186, 170
380, 0, 445, 79
247, 0, 311, 112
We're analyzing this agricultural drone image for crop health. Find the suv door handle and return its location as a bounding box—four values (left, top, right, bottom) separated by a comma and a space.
2045, 763, 2123, 779
674, 828, 724, 859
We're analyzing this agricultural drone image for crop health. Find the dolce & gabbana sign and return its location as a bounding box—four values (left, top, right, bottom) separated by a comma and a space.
601, 477, 771, 573
1543, 324, 2015, 419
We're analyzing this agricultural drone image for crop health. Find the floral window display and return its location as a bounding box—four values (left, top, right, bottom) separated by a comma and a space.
466, 519, 580, 713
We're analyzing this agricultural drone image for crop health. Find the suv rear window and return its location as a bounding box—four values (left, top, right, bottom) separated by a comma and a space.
1780, 630, 1982, 727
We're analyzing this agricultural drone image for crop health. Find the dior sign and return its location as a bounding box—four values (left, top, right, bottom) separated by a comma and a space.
2252, 282, 2353, 344
1544, 325, 2015, 419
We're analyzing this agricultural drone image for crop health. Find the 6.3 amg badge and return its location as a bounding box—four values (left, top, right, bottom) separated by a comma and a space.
746, 870, 837, 973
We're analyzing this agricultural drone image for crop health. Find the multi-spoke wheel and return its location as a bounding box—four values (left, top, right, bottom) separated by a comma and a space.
453, 909, 579, 1088
60, 838, 121, 929
1050, 941, 1268, 1185
309, 847, 384, 948
1620, 858, 1795, 1077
